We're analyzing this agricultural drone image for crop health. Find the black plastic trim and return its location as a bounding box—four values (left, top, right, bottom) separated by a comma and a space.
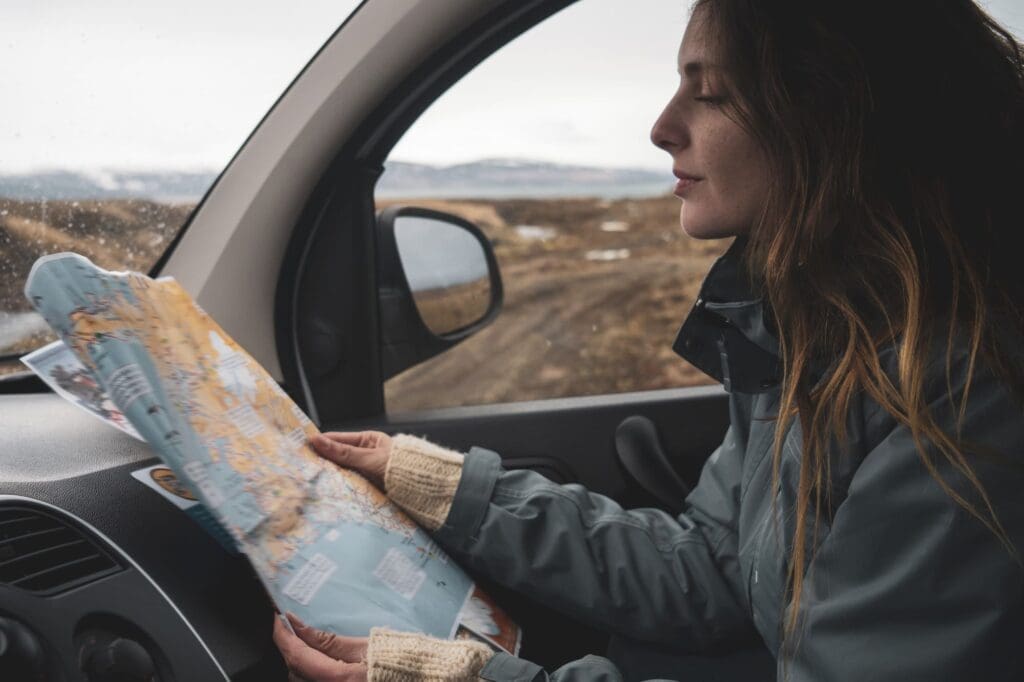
0, 505, 124, 596
0, 495, 230, 680
275, 162, 385, 424
0, 372, 47, 393
375, 205, 504, 379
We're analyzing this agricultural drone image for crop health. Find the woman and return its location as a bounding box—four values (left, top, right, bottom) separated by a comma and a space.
274, 1, 1024, 679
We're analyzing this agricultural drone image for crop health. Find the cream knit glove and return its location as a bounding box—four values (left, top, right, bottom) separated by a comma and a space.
376, 439, 494, 680
366, 628, 494, 682
384, 435, 466, 531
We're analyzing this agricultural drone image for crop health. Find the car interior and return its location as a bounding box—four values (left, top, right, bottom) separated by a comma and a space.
0, 0, 828, 679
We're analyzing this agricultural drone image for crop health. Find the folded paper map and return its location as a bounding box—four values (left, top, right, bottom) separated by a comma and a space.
24, 252, 520, 655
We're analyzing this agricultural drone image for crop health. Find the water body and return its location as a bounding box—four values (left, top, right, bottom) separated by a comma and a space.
0, 311, 52, 351
585, 249, 631, 262
515, 225, 558, 241
376, 181, 672, 200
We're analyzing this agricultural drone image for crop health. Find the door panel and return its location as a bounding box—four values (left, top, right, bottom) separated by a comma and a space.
340, 386, 730, 509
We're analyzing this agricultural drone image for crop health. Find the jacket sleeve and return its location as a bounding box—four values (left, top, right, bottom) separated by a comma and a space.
478, 651, 627, 682
427, 425, 753, 652
785, 365, 1024, 681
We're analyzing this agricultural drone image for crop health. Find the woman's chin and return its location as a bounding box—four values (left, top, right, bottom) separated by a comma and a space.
680, 208, 744, 240
680, 213, 715, 240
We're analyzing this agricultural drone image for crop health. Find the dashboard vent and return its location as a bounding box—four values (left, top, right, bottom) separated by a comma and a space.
0, 506, 123, 595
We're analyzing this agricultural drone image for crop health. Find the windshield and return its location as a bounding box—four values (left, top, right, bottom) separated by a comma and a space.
0, 0, 362, 376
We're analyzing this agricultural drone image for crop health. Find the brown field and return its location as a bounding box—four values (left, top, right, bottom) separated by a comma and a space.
412, 277, 493, 336
0, 195, 729, 409
0, 198, 190, 365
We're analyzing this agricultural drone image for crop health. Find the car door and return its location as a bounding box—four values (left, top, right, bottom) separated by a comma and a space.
265, 0, 764, 673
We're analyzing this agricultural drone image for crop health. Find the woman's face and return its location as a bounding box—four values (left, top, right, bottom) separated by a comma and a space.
650, 8, 769, 240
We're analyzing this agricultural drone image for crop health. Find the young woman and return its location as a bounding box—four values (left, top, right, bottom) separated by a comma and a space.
273, 1, 1024, 679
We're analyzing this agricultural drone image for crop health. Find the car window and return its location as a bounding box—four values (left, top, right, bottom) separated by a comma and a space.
379, 0, 729, 412
0, 0, 362, 377
379, 0, 1024, 413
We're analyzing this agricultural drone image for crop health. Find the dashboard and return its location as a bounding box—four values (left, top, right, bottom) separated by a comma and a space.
0, 394, 284, 681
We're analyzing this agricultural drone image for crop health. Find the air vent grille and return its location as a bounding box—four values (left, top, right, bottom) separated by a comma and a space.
0, 506, 122, 595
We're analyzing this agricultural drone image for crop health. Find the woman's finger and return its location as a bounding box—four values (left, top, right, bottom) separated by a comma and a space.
310, 435, 374, 467
273, 617, 367, 681
286, 613, 368, 663
321, 431, 381, 449
309, 434, 387, 488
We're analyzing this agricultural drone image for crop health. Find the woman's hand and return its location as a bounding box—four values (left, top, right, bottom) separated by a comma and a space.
311, 431, 392, 489
272, 613, 368, 682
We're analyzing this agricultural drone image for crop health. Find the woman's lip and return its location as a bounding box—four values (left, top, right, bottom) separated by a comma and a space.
674, 178, 701, 196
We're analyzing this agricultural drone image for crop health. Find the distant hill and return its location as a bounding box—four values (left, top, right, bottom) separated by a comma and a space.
0, 159, 671, 202
376, 159, 671, 198
0, 170, 215, 203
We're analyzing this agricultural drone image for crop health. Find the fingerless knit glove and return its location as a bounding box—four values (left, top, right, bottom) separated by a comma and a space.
366, 628, 494, 682
372, 436, 494, 680
384, 434, 466, 531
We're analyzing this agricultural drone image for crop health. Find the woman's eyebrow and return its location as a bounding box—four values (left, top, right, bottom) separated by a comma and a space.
678, 60, 718, 78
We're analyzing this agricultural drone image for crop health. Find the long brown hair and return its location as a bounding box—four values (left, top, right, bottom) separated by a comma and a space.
694, 0, 1024, 661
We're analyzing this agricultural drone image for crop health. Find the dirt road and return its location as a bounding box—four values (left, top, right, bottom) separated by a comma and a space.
386, 249, 720, 411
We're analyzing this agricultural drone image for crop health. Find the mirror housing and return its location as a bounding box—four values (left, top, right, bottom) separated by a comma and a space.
376, 206, 503, 380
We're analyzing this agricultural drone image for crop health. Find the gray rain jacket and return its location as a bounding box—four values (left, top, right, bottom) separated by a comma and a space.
431, 241, 1024, 681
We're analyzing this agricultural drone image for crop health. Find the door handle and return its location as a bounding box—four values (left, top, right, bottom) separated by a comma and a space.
614, 415, 691, 515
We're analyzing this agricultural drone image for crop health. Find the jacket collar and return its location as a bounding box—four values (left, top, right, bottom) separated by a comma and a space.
672, 238, 782, 393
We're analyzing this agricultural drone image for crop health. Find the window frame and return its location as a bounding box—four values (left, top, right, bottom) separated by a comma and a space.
276, 0, 579, 425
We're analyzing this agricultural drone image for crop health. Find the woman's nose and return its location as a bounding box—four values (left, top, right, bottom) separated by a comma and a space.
650, 101, 687, 153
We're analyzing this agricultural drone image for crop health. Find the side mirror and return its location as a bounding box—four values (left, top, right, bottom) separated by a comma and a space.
376, 206, 503, 380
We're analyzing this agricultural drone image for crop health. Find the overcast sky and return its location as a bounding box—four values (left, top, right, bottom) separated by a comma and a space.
2, 0, 1022, 174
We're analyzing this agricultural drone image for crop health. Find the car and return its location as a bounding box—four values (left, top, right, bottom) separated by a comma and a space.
1, 0, 1020, 680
